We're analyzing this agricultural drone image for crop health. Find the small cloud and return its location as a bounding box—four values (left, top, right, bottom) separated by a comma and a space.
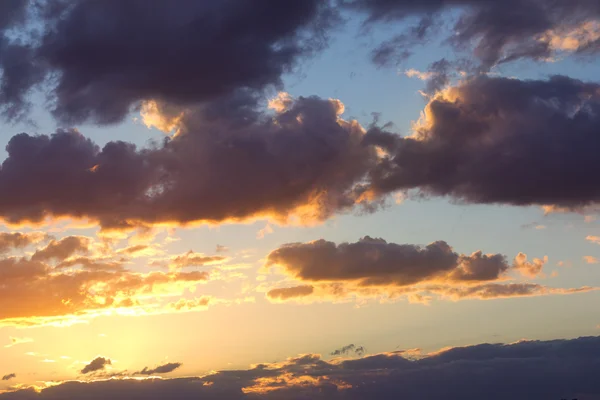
4, 337, 34, 348
585, 215, 597, 223
81, 357, 111, 374
584, 256, 599, 264
586, 235, 600, 244
404, 69, 435, 81
521, 222, 546, 230
331, 344, 366, 357
216, 245, 229, 253
41, 359, 56, 363
556, 260, 572, 268
137, 362, 182, 376
1, 373, 16, 381
256, 223, 274, 239
514, 253, 548, 278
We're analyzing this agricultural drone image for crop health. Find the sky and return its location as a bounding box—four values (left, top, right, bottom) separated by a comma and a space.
1, 0, 600, 399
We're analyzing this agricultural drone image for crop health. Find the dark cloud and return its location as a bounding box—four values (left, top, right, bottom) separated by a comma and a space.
0, 0, 338, 124
0, 232, 49, 254
331, 344, 366, 357
1, 373, 16, 381
0, 95, 378, 228
344, 0, 600, 68
266, 236, 512, 286
137, 362, 182, 376
262, 237, 593, 304
31, 236, 91, 262
81, 357, 111, 375
0, 1, 28, 30
366, 75, 600, 209
2, 74, 599, 227
3, 336, 600, 399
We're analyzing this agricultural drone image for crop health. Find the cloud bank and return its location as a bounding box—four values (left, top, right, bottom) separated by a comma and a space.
2, 336, 600, 399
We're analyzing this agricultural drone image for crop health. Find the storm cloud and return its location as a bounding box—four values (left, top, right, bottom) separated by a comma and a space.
2, 336, 600, 399
0, 0, 337, 124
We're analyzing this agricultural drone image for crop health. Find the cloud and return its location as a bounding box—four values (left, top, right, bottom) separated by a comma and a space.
267, 285, 315, 301
0, 0, 337, 124
584, 256, 599, 264
331, 344, 366, 357
81, 357, 111, 375
262, 237, 591, 304
169, 251, 227, 269
256, 223, 274, 239
366, 75, 600, 210
31, 236, 92, 262
215, 245, 229, 253
4, 336, 33, 348
3, 336, 600, 399
137, 362, 182, 376
587, 235, 600, 244
266, 237, 513, 286
0, 232, 50, 254
0, 94, 379, 229
513, 253, 548, 278
0, 237, 214, 325
1, 373, 15, 381
344, 0, 600, 68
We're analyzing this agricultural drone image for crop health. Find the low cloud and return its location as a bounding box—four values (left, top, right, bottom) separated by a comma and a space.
3, 336, 600, 399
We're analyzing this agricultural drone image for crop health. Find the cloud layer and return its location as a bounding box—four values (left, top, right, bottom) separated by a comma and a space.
2, 336, 600, 399
0, 234, 218, 326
